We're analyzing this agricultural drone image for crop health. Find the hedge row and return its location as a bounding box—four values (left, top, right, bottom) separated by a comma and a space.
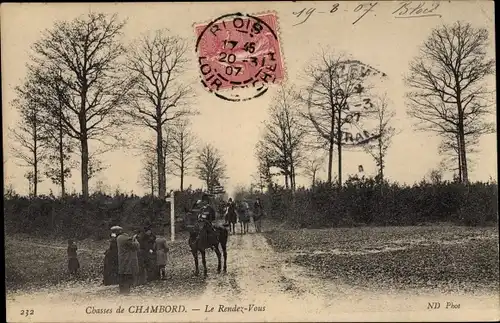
3, 189, 212, 240
241, 176, 498, 228
4, 177, 498, 240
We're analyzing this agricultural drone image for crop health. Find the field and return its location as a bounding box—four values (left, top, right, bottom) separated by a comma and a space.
264, 225, 500, 293
5, 223, 500, 322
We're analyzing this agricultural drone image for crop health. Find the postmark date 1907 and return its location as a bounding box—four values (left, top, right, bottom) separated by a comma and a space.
195, 13, 285, 102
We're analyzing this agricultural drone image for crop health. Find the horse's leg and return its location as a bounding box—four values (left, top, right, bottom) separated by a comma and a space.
192, 250, 199, 276
214, 244, 222, 273
201, 250, 207, 277
221, 240, 227, 273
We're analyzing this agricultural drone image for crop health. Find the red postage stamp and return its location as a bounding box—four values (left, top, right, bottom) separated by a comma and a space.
194, 12, 285, 101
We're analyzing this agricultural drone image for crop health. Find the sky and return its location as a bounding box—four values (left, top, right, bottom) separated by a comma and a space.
2, 1, 497, 197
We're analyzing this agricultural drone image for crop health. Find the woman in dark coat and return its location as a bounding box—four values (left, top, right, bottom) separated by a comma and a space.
116, 227, 140, 294
138, 226, 158, 282
103, 230, 119, 286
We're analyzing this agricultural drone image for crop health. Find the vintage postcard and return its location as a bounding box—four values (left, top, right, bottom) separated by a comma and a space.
3, 1, 498, 322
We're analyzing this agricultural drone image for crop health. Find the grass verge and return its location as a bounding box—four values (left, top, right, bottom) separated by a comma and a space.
264, 225, 499, 293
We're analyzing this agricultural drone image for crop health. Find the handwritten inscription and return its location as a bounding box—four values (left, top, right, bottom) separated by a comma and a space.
292, 1, 442, 26
393, 2, 441, 18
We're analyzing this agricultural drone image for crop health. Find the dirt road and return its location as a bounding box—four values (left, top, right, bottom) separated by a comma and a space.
6, 225, 500, 322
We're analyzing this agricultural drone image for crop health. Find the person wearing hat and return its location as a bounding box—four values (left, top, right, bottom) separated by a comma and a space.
199, 194, 216, 222
103, 226, 120, 286
138, 224, 158, 282
225, 198, 237, 234
116, 226, 140, 294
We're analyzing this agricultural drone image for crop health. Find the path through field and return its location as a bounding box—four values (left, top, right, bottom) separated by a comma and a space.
6, 225, 500, 322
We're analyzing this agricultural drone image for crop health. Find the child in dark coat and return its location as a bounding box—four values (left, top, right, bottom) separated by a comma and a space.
67, 239, 80, 275
155, 237, 169, 280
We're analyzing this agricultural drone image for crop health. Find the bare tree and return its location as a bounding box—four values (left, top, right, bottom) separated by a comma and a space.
303, 155, 325, 187
87, 153, 107, 182
254, 141, 275, 191
406, 21, 495, 184
259, 85, 306, 191
250, 171, 266, 193
428, 168, 444, 184
195, 144, 227, 193
31, 13, 130, 199
168, 119, 197, 191
363, 94, 397, 184
27, 66, 77, 197
438, 132, 478, 180
125, 29, 195, 200
134, 123, 172, 189
9, 74, 49, 197
299, 51, 386, 187
138, 149, 158, 196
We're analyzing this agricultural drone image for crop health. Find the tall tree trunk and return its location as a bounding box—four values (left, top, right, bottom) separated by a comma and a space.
378, 136, 384, 183
456, 85, 468, 185
327, 106, 335, 184
58, 109, 65, 197
33, 152, 38, 197
327, 140, 334, 184
337, 107, 343, 189
180, 149, 185, 191
458, 128, 468, 184
290, 163, 296, 192
456, 134, 462, 182
80, 134, 89, 199
156, 123, 166, 199
33, 118, 39, 197
150, 167, 154, 196
80, 86, 89, 199
284, 174, 289, 189
180, 166, 184, 191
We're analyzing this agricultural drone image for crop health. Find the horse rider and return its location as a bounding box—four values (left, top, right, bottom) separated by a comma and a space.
197, 194, 218, 229
254, 197, 263, 216
225, 198, 237, 231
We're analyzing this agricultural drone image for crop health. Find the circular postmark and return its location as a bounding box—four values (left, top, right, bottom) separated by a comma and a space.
306, 60, 388, 147
194, 12, 285, 102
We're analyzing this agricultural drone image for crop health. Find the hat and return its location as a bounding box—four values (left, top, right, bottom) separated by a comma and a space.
110, 226, 123, 232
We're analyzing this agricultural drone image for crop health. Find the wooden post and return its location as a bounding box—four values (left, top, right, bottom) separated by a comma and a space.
166, 196, 175, 242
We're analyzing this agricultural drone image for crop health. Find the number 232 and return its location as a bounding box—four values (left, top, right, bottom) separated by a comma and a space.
20, 309, 35, 317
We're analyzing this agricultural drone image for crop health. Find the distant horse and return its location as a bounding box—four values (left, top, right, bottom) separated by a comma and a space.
225, 208, 237, 234
237, 202, 251, 234
188, 220, 228, 277
253, 209, 264, 233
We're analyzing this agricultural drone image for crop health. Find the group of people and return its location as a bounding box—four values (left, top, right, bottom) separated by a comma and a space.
65, 195, 266, 295
223, 197, 264, 234
102, 225, 169, 294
